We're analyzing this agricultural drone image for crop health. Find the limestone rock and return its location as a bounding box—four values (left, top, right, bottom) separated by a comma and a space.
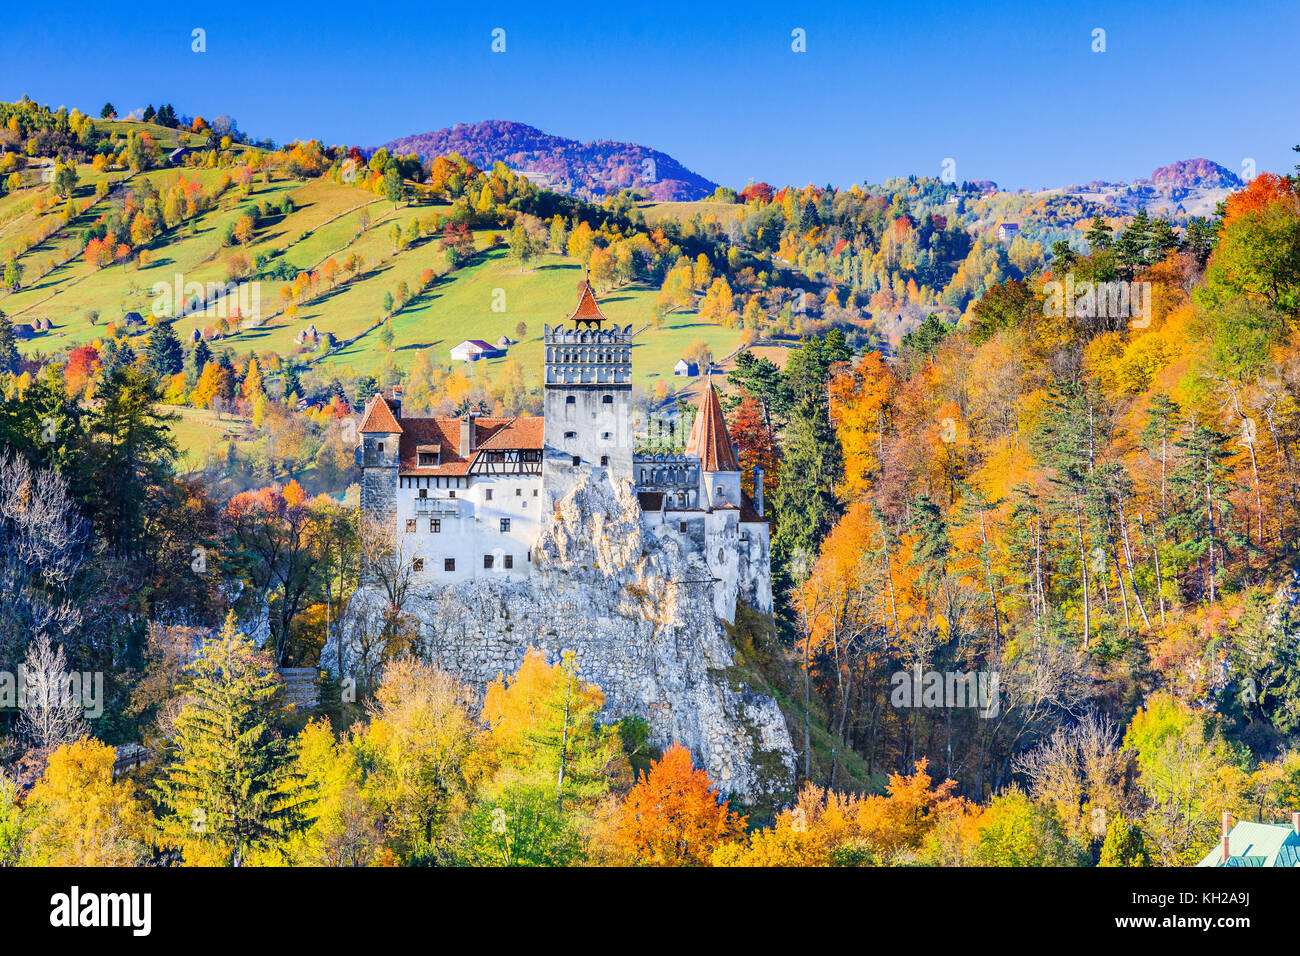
333, 472, 795, 803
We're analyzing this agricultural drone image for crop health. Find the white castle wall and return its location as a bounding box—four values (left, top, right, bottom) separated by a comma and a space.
395, 472, 541, 583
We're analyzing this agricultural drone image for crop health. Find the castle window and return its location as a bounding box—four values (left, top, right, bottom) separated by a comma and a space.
515, 488, 521, 496
418, 452, 436, 466
377, 442, 384, 453
484, 554, 494, 569
564, 431, 577, 440
504, 555, 513, 569
413, 558, 424, 572
444, 558, 455, 572
602, 395, 613, 404
533, 489, 538, 496
600, 456, 608, 467
500, 518, 511, 532
566, 396, 575, 405
405, 519, 416, 533
572, 456, 580, 466
449, 490, 456, 498
418, 488, 427, 498
718, 549, 725, 563
485, 488, 493, 501
430, 519, 440, 533
602, 432, 612, 440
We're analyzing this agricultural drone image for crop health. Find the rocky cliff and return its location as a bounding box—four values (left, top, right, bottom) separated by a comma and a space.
332, 472, 795, 804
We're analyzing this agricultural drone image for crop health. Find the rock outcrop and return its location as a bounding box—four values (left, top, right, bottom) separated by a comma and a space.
332, 472, 795, 803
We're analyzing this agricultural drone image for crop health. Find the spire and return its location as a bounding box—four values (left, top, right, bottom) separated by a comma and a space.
568, 275, 607, 328
687, 382, 740, 472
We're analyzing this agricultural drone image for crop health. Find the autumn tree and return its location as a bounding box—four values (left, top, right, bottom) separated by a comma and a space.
609, 743, 744, 866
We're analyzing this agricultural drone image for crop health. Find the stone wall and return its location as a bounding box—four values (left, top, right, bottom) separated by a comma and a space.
332, 471, 795, 804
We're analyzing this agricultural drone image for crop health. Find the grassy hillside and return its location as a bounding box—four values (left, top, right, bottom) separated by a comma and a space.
5, 170, 752, 398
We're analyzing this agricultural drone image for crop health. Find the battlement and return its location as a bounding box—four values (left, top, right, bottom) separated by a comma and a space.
543, 323, 633, 345
634, 453, 700, 490
543, 324, 633, 388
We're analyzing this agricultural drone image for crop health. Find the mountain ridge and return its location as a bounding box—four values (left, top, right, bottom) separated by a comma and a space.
381, 119, 719, 202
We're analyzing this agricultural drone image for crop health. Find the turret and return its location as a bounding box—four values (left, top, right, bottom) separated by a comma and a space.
358, 392, 402, 528
687, 382, 742, 510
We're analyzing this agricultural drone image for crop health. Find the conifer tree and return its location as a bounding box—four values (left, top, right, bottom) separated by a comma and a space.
1085, 214, 1113, 251
154, 613, 311, 866
0, 311, 18, 375
146, 319, 184, 378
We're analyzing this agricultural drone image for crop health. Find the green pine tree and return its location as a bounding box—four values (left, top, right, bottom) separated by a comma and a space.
1085, 214, 1113, 251
154, 613, 312, 866
146, 320, 184, 378
0, 311, 18, 375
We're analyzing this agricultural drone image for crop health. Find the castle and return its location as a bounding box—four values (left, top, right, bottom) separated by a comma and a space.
357, 280, 772, 623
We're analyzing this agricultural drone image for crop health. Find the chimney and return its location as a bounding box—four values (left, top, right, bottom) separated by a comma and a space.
390, 384, 403, 419
754, 466, 765, 516
1221, 811, 1232, 863
459, 414, 475, 458
1292, 811, 1299, 836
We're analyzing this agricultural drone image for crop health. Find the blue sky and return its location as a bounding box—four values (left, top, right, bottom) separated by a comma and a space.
2, 0, 1296, 190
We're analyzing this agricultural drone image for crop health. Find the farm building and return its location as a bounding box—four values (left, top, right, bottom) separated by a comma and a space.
673, 358, 699, 377
450, 339, 506, 362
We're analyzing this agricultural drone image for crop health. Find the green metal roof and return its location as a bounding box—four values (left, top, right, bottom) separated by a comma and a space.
1197, 821, 1300, 867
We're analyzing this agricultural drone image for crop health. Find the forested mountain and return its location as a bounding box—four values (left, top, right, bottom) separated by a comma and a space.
383, 120, 719, 201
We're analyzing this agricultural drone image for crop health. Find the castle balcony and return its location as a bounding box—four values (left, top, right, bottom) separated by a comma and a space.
413, 496, 463, 517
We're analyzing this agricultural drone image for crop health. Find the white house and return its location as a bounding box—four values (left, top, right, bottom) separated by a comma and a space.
673, 358, 699, 377
450, 339, 506, 362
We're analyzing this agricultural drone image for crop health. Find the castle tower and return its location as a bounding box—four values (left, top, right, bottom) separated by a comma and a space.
542, 280, 633, 502
687, 380, 743, 510
358, 392, 402, 528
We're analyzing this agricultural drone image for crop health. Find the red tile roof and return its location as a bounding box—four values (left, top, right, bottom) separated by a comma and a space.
396, 415, 543, 476
568, 281, 607, 325
475, 416, 545, 451
686, 383, 740, 472
359, 394, 402, 434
